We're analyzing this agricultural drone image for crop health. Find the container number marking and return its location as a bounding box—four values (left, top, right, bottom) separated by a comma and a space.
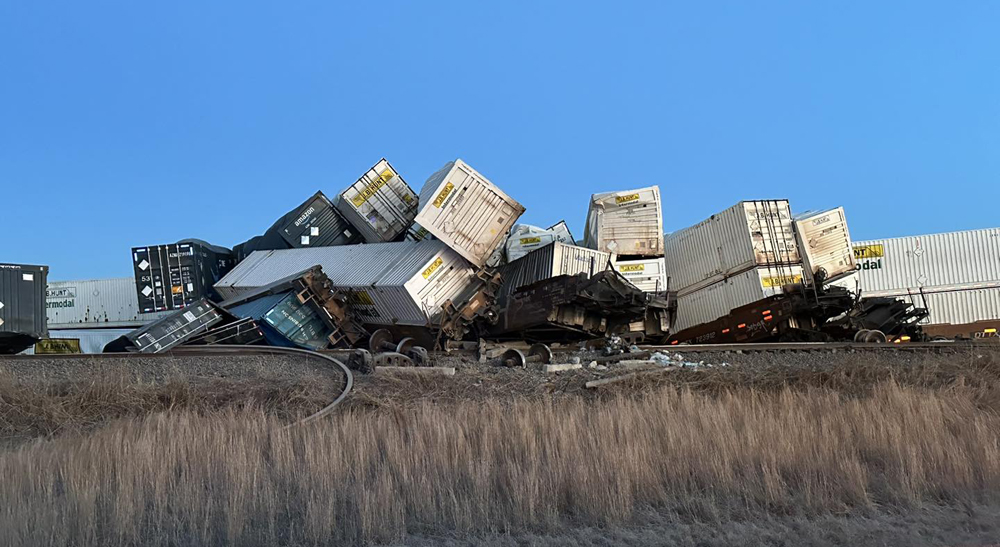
422, 257, 444, 279
615, 193, 640, 205
350, 169, 396, 207
761, 274, 802, 288
433, 183, 455, 208
853, 244, 885, 259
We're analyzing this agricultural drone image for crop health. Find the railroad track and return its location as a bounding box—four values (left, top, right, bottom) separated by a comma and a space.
1, 345, 354, 427
640, 341, 999, 354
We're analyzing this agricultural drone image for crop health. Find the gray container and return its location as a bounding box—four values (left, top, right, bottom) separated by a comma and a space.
0, 263, 48, 353
126, 299, 226, 353
47, 278, 171, 329
497, 242, 611, 306
336, 158, 418, 243
673, 264, 804, 333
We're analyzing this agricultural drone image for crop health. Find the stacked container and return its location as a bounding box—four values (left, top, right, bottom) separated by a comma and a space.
505, 223, 576, 262
214, 241, 482, 327
584, 186, 664, 258
131, 239, 234, 312
336, 158, 418, 243
47, 278, 171, 329
793, 207, 856, 286
612, 257, 668, 294
497, 242, 611, 306
414, 159, 525, 267
835, 227, 1000, 331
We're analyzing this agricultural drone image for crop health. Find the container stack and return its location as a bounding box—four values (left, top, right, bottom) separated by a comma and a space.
664, 200, 803, 333
131, 239, 234, 313
583, 185, 666, 294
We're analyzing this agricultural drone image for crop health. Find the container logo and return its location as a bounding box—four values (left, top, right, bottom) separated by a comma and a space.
761, 274, 802, 288
46, 299, 75, 309
433, 183, 455, 208
619, 264, 645, 273
519, 237, 542, 245
46, 287, 76, 299
422, 257, 444, 279
853, 244, 884, 259
615, 193, 640, 205
350, 169, 396, 207
34, 339, 81, 354
294, 206, 316, 227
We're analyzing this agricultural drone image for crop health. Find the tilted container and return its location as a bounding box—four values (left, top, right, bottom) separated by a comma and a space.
414, 159, 525, 267
664, 200, 800, 295
132, 239, 234, 313
277, 191, 361, 249
612, 257, 668, 293
336, 158, 418, 243
47, 278, 171, 329
227, 291, 332, 350
214, 241, 481, 327
497, 242, 611, 306
584, 186, 664, 257
505, 224, 576, 262
126, 299, 226, 353
0, 263, 48, 353
793, 207, 856, 286
672, 264, 804, 333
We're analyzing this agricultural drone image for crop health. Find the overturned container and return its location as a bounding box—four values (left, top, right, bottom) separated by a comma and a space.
336, 158, 418, 243
497, 242, 611, 307
672, 264, 804, 333
793, 207, 856, 286
584, 186, 664, 258
275, 191, 361, 249
125, 298, 227, 353
664, 200, 800, 295
414, 159, 525, 267
612, 257, 668, 294
505, 223, 577, 262
131, 239, 234, 313
215, 240, 499, 342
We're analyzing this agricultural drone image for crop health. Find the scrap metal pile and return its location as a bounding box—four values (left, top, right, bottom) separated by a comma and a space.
110, 158, 674, 362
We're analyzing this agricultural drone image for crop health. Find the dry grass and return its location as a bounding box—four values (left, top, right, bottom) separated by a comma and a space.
2, 381, 999, 546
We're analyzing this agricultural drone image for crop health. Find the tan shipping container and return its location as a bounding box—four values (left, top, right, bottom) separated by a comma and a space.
584, 186, 664, 257
793, 207, 856, 286
336, 158, 418, 243
414, 159, 525, 267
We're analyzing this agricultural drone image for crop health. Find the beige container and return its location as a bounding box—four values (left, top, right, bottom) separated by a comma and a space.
414, 159, 525, 267
505, 224, 575, 262
584, 186, 664, 257
664, 200, 800, 295
612, 257, 668, 293
673, 265, 804, 333
336, 158, 418, 243
793, 207, 856, 286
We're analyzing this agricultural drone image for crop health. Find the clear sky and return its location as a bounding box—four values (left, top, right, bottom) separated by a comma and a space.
2, 2, 998, 280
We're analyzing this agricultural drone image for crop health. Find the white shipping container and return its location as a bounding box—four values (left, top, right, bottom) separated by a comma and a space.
915, 287, 1000, 327
414, 159, 525, 267
497, 242, 611, 305
336, 158, 418, 243
214, 241, 480, 327
505, 224, 575, 262
46, 278, 171, 329
664, 200, 800, 295
613, 257, 668, 293
794, 207, 856, 286
842, 227, 1000, 297
584, 186, 664, 257
673, 265, 804, 333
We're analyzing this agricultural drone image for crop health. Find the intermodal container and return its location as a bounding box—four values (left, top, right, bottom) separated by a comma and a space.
336, 158, 418, 243
672, 264, 804, 333
664, 200, 800, 295
793, 207, 856, 286
612, 257, 668, 293
584, 185, 664, 257
0, 263, 48, 353
414, 159, 525, 267
227, 291, 332, 350
126, 299, 225, 353
47, 278, 171, 329
214, 241, 480, 327
132, 240, 234, 312
497, 242, 611, 306
277, 191, 361, 249
505, 224, 575, 262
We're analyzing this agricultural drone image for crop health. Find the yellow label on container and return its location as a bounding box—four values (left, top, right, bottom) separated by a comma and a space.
761, 274, 802, 288
519, 237, 542, 245
615, 193, 640, 205
347, 291, 374, 306
350, 169, 396, 207
422, 257, 444, 279
34, 339, 81, 354
619, 264, 645, 273
853, 244, 885, 259
433, 182, 455, 208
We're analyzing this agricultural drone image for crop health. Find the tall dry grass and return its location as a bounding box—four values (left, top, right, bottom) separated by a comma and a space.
1, 382, 999, 545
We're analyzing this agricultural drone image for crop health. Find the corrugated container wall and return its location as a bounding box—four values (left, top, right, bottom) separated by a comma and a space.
913, 287, 1000, 327
279, 192, 361, 249
132, 240, 233, 312
673, 265, 805, 333
497, 242, 611, 306
664, 200, 800, 295
793, 207, 856, 286
414, 159, 525, 267
584, 186, 664, 257
127, 299, 225, 353
845, 228, 1000, 296
0, 263, 48, 346
214, 241, 479, 327
613, 257, 668, 293
47, 278, 171, 329
336, 158, 418, 243
506, 224, 575, 262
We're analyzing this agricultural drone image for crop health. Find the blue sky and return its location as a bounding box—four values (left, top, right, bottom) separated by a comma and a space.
1, 2, 998, 280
